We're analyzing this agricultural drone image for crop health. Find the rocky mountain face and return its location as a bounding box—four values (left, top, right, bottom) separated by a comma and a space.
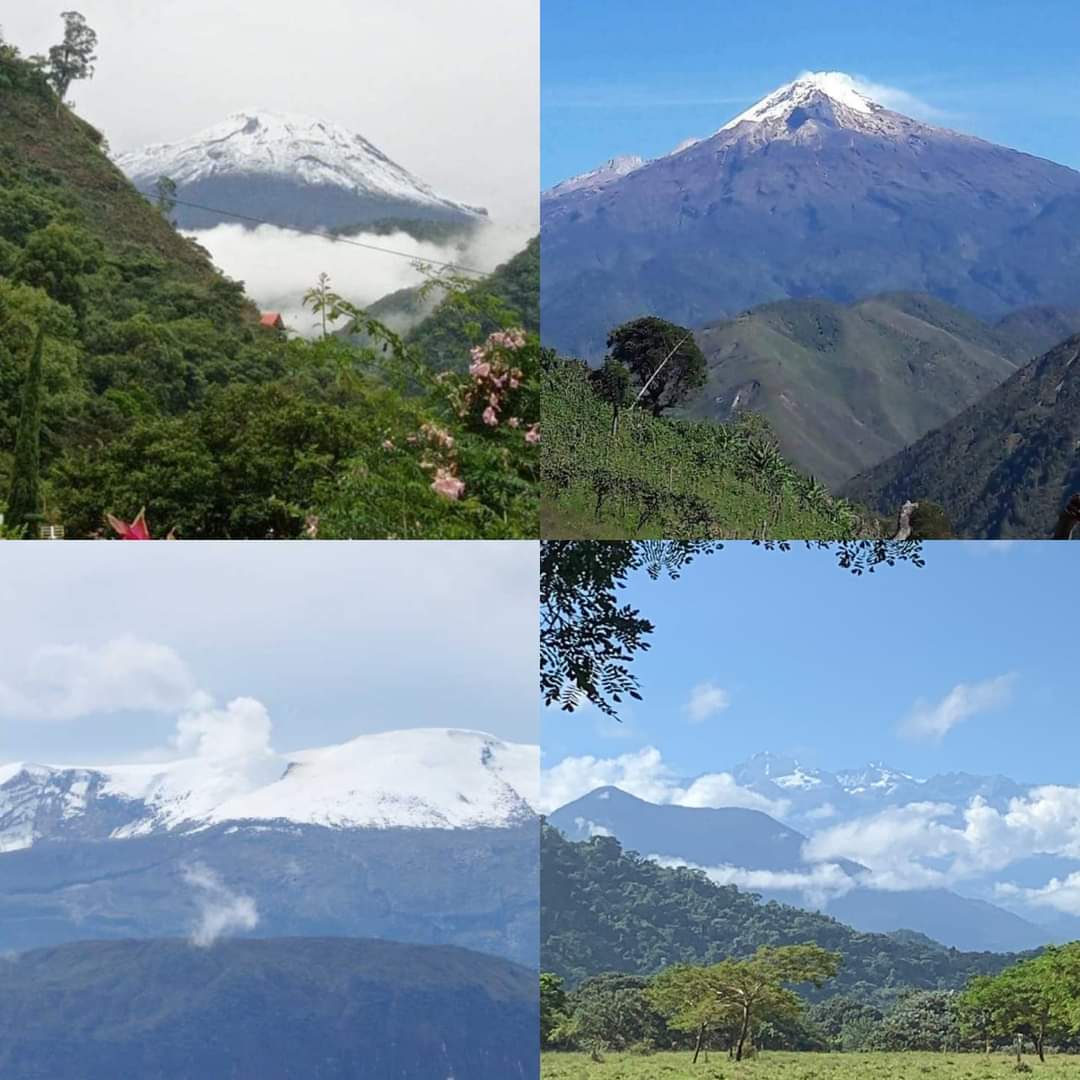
541, 71, 1080, 361
116, 110, 488, 231
0, 938, 539, 1080
843, 333, 1080, 537
0, 729, 539, 965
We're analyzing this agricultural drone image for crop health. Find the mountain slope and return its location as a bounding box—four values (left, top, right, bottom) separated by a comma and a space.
540, 826, 1016, 1002
117, 110, 487, 231
683, 293, 1026, 487
843, 333, 1080, 537
541, 71, 1080, 360
0, 937, 538, 1080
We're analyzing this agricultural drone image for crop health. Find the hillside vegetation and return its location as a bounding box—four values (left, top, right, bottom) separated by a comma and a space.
0, 40, 537, 538
543, 356, 888, 539
0, 937, 538, 1080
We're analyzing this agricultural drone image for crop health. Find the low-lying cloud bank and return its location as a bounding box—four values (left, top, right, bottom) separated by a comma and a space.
186, 219, 535, 337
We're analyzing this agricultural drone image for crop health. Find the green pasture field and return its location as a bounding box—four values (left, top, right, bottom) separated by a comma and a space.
541, 1050, 1076, 1079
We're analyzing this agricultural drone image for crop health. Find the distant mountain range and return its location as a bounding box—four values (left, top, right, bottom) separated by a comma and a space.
546, 753, 1080, 953
0, 729, 539, 965
541, 71, 1080, 362
116, 110, 487, 231
0, 938, 538, 1080
843, 332, 1080, 536
682, 293, 1080, 488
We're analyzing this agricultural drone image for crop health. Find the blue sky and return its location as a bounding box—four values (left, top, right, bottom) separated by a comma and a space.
542, 0, 1080, 188
542, 542, 1079, 787
0, 542, 537, 765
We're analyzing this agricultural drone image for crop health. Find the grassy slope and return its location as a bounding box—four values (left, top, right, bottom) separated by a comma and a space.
542, 1051, 1077, 1079
543, 359, 882, 539
684, 293, 1031, 489
844, 334, 1080, 538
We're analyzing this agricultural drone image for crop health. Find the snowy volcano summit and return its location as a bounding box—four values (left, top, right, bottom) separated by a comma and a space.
116, 110, 488, 231
541, 70, 1080, 359
0, 727, 538, 853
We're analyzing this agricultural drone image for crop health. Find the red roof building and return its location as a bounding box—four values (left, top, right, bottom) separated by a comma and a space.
260, 312, 285, 330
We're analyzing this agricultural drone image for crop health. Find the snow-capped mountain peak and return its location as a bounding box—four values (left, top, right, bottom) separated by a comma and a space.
720, 71, 880, 133
0, 728, 538, 853
114, 109, 486, 225
546, 154, 646, 197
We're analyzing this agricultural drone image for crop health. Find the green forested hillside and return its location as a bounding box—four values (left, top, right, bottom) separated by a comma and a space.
0, 41, 537, 539
541, 826, 1016, 1004
0, 937, 538, 1080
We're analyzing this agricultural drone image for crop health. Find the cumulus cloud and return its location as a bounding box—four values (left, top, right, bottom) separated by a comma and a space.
186, 219, 534, 338
182, 863, 259, 947
684, 681, 731, 723
802, 785, 1080, 898
997, 873, 1080, 916
0, 637, 198, 722
651, 854, 856, 907
899, 674, 1015, 742
539, 746, 789, 817
573, 817, 612, 838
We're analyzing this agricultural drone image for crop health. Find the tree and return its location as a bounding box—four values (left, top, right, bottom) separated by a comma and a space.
540, 540, 924, 716
6, 327, 46, 535
46, 11, 97, 117
589, 357, 632, 435
540, 972, 570, 1048
154, 175, 177, 220
649, 945, 840, 1061
303, 272, 345, 340
607, 316, 706, 417
14, 222, 101, 316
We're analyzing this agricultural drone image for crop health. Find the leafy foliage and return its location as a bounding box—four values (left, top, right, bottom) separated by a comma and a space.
607, 316, 706, 417
0, 41, 537, 537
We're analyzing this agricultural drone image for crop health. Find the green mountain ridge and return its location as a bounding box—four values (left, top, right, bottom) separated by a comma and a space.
843, 332, 1080, 537
682, 292, 1080, 490
541, 825, 1018, 1005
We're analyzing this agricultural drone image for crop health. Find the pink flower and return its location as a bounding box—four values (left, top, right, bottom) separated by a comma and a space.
431, 468, 465, 500
525, 424, 540, 445
382, 439, 395, 451
482, 405, 499, 427
470, 360, 492, 379
507, 416, 520, 428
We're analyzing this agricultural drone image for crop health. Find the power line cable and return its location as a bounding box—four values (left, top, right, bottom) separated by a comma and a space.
134, 190, 492, 276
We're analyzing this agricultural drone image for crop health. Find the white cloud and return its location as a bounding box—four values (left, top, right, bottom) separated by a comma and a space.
997, 873, 1080, 916
684, 681, 731, 723
651, 854, 856, 907
0, 637, 198, 722
186, 219, 533, 338
182, 863, 259, 947
838, 73, 950, 124
573, 817, 612, 839
899, 674, 1015, 742
539, 746, 789, 817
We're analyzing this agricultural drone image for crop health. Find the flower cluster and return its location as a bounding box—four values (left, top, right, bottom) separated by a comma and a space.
417, 421, 465, 501
463, 328, 535, 443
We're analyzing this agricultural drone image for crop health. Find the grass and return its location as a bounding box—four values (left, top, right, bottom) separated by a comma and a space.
542, 1050, 1077, 1080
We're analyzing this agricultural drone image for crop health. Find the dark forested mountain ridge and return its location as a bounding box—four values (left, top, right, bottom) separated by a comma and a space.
843, 332, 1080, 537
541, 72, 1080, 360
0, 937, 539, 1080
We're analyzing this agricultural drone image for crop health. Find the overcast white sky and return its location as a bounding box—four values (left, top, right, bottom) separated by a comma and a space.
4, 1, 538, 229
0, 542, 538, 765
